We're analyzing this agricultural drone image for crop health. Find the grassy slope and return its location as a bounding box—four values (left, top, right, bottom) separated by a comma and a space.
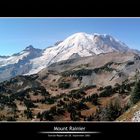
116, 101, 140, 121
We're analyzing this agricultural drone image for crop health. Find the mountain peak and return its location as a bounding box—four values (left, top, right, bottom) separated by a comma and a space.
63, 32, 118, 44
59, 32, 92, 47
71, 32, 112, 38
72, 32, 88, 36
24, 45, 35, 51
68, 32, 90, 39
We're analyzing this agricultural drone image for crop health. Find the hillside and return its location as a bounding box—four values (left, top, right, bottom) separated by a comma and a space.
116, 101, 140, 121
0, 52, 140, 121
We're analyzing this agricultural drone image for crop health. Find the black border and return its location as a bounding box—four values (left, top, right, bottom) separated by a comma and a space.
0, 122, 139, 139
0, 1, 139, 17
0, 2, 140, 139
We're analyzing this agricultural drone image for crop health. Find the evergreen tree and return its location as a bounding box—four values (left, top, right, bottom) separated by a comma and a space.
37, 112, 41, 118
130, 80, 140, 105
91, 94, 100, 105
106, 99, 122, 121
24, 109, 33, 119
70, 110, 80, 121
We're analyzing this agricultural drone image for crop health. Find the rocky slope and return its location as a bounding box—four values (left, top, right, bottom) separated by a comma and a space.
0, 52, 140, 121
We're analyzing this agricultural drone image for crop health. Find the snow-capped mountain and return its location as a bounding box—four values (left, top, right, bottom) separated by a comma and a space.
28, 32, 132, 74
0, 45, 41, 67
0, 32, 138, 81
0, 45, 42, 82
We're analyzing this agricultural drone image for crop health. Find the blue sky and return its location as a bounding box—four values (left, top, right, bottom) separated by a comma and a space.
0, 17, 140, 56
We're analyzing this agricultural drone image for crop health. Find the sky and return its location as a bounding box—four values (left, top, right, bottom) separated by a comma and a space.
0, 17, 140, 56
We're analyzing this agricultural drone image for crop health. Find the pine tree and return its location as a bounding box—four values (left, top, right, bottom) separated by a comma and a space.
130, 80, 140, 105
106, 99, 122, 121
24, 109, 33, 119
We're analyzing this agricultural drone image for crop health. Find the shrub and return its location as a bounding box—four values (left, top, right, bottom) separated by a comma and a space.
6, 116, 16, 121
77, 102, 89, 110
41, 110, 54, 121
92, 96, 100, 106
92, 99, 122, 121
37, 112, 41, 118
130, 80, 140, 105
83, 93, 99, 105
50, 106, 57, 115
56, 108, 65, 115
105, 100, 122, 121
45, 97, 55, 104
24, 99, 36, 109
63, 97, 69, 101
24, 109, 33, 119
62, 69, 93, 77
99, 85, 113, 97
70, 110, 81, 121
126, 61, 134, 66
59, 82, 70, 89
97, 87, 104, 91
68, 88, 86, 99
